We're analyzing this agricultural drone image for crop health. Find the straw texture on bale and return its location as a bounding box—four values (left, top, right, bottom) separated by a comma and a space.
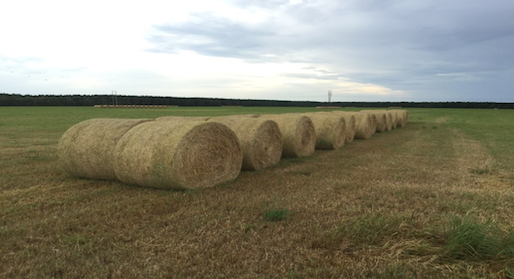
113, 121, 243, 190
399, 110, 408, 126
361, 110, 387, 133
390, 111, 398, 129
384, 111, 394, 131
389, 110, 407, 128
156, 116, 210, 122
372, 110, 394, 131
368, 114, 378, 136
258, 114, 316, 158
57, 118, 151, 180
353, 112, 375, 139
207, 116, 283, 171
329, 111, 356, 143
303, 113, 346, 150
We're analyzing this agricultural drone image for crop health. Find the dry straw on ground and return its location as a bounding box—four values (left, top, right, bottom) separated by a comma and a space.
258, 114, 316, 158
329, 111, 356, 143
352, 112, 375, 139
207, 115, 283, 171
361, 110, 387, 133
303, 113, 346, 149
113, 120, 243, 190
57, 118, 151, 180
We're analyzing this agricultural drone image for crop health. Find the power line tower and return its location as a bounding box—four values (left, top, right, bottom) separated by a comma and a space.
112, 90, 118, 106
328, 90, 332, 103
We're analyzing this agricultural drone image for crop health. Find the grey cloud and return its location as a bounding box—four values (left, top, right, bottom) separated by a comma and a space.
149, 14, 281, 60
147, 0, 514, 101
281, 72, 342, 80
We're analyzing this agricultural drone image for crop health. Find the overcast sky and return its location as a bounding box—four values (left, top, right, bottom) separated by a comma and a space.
1, 0, 513, 102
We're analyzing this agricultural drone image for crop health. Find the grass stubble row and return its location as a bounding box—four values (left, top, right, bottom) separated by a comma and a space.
58, 109, 408, 190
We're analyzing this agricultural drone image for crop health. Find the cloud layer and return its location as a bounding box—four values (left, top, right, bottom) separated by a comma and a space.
1, 0, 513, 101
149, 0, 514, 101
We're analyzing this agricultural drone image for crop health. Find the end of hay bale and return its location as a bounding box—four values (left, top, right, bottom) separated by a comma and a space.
353, 112, 374, 139
113, 121, 243, 190
258, 114, 316, 158
208, 116, 283, 171
57, 118, 152, 180
304, 113, 346, 150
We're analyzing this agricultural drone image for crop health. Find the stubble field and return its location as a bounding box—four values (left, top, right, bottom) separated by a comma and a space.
1, 106, 514, 278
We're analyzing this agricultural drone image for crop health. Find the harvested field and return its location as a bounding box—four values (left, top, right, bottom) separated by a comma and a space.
2, 107, 514, 278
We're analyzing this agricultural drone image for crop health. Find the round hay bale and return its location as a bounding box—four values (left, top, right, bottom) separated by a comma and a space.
329, 111, 356, 143
389, 111, 398, 129
368, 113, 378, 135
257, 114, 316, 158
156, 116, 210, 121
303, 113, 346, 149
57, 118, 152, 180
384, 111, 394, 131
389, 110, 407, 128
113, 121, 243, 190
207, 116, 283, 171
361, 110, 387, 133
353, 112, 375, 139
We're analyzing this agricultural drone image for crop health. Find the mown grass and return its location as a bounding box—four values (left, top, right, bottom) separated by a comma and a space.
1, 106, 514, 278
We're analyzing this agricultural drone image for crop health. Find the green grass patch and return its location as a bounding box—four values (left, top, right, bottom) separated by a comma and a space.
470, 168, 491, 175
263, 205, 290, 222
444, 215, 514, 261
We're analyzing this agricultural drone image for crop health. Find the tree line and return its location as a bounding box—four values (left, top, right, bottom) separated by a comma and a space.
1, 93, 513, 109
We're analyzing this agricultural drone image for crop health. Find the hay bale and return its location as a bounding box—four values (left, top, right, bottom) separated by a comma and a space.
361, 110, 387, 133
390, 111, 398, 129
57, 118, 152, 180
353, 112, 375, 139
156, 116, 210, 121
368, 113, 378, 135
303, 113, 346, 149
384, 111, 394, 131
113, 121, 242, 190
389, 110, 407, 128
258, 114, 316, 158
207, 116, 282, 171
329, 111, 356, 143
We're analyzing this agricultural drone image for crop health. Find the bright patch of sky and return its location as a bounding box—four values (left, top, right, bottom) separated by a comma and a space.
1, 0, 513, 101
